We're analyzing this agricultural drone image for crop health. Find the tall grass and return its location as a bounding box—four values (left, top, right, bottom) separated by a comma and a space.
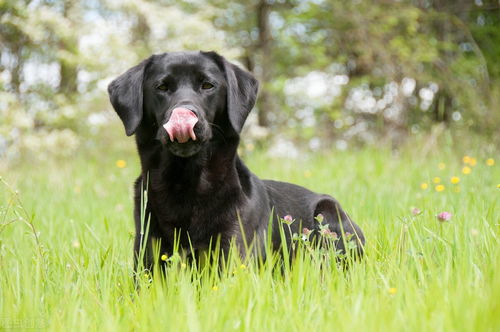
0, 135, 498, 331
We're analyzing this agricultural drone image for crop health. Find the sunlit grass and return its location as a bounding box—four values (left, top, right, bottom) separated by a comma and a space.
0, 136, 499, 331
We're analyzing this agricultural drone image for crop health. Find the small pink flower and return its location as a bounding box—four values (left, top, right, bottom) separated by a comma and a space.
319, 228, 329, 236
319, 228, 338, 239
437, 211, 452, 222
283, 214, 294, 225
411, 207, 422, 216
302, 228, 312, 236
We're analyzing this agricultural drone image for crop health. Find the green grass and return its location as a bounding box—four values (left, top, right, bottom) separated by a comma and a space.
1, 133, 499, 331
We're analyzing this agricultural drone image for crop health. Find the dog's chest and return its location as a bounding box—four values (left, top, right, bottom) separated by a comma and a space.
148, 180, 241, 247
144, 157, 243, 246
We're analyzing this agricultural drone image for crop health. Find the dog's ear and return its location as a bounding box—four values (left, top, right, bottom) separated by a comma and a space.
108, 56, 152, 136
225, 60, 259, 133
204, 52, 259, 133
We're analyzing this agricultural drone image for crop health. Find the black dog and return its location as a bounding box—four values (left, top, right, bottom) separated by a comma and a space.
108, 51, 365, 270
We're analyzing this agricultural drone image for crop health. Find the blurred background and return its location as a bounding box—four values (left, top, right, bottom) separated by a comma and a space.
1, 0, 499, 163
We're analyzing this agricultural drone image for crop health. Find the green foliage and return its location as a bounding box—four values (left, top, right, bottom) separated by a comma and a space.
275, 1, 492, 141
469, 2, 500, 80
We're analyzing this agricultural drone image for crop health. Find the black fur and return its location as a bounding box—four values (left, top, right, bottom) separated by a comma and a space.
108, 51, 365, 270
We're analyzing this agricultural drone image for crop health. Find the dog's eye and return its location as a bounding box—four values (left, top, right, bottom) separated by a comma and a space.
157, 84, 169, 91
201, 82, 214, 90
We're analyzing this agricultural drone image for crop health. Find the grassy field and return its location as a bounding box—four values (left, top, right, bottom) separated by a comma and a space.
1, 132, 499, 331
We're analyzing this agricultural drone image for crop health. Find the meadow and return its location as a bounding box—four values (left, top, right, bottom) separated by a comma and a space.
1, 130, 499, 331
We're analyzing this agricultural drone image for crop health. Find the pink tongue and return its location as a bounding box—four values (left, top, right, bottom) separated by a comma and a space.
163, 108, 198, 143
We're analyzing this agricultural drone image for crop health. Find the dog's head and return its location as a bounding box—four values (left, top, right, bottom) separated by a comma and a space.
108, 51, 258, 157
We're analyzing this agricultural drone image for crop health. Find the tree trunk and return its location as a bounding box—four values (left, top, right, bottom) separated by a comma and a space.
59, 0, 78, 96
59, 39, 78, 95
11, 44, 23, 95
257, 0, 272, 127
132, 13, 152, 57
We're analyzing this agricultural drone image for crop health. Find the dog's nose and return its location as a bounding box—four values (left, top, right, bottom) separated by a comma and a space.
175, 103, 198, 116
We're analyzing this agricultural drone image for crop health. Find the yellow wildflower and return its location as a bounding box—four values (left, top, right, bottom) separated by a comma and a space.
486, 158, 495, 166
116, 160, 127, 168
469, 158, 477, 166
462, 166, 471, 175
240, 264, 247, 270
462, 155, 471, 164
212, 285, 218, 291
433, 177, 441, 184
161, 254, 168, 261
435, 185, 445, 192
438, 162, 446, 170
388, 287, 397, 295
450, 176, 460, 184
420, 183, 428, 190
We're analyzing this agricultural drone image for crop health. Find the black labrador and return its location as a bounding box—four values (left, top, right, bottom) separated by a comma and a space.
108, 51, 365, 270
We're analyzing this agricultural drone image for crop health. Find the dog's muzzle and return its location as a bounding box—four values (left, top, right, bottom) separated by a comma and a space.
163, 107, 198, 143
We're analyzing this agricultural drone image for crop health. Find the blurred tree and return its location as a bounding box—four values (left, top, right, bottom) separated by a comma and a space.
469, 1, 500, 81
268, 0, 493, 144
0, 0, 34, 95
415, 0, 500, 82
1, 0, 84, 97
0, 0, 231, 160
